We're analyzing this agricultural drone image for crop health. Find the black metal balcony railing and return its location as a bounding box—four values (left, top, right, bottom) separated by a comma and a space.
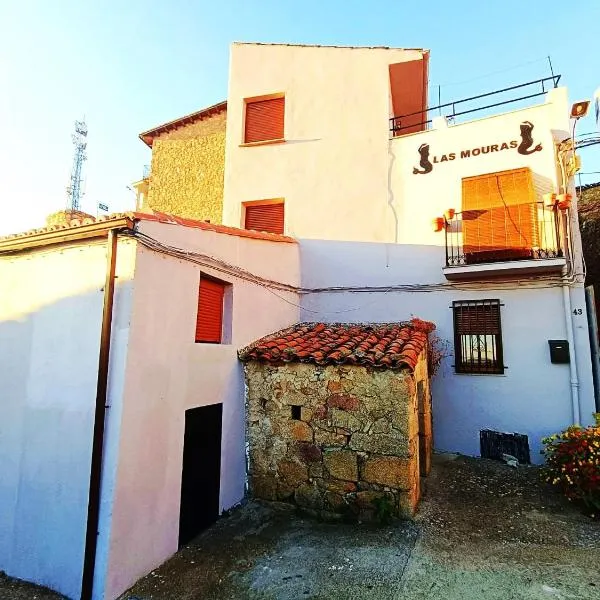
444, 202, 563, 267
390, 75, 561, 135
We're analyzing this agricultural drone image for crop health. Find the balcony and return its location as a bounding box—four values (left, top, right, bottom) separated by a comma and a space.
390, 75, 561, 135
442, 202, 566, 280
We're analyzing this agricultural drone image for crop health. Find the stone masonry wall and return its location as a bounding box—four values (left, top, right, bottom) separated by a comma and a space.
146, 111, 226, 224
246, 356, 430, 520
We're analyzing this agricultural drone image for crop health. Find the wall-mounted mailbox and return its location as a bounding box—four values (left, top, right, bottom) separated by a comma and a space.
548, 340, 570, 364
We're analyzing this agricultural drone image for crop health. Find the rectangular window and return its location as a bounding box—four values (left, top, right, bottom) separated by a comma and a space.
244, 202, 285, 235
195, 277, 225, 343
453, 299, 504, 374
462, 167, 538, 264
244, 96, 285, 144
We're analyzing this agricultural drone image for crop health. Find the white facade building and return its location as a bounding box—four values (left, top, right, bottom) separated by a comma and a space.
0, 216, 300, 599
0, 43, 597, 600
220, 43, 596, 458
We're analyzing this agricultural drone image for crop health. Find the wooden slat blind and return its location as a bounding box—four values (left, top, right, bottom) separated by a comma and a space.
196, 277, 225, 343
244, 97, 285, 143
462, 168, 538, 261
454, 301, 501, 335
244, 203, 285, 234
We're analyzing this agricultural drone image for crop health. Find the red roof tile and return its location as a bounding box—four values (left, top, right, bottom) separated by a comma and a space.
239, 319, 435, 371
136, 211, 296, 243
0, 210, 296, 246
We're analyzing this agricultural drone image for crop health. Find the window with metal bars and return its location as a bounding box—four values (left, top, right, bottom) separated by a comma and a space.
452, 299, 504, 374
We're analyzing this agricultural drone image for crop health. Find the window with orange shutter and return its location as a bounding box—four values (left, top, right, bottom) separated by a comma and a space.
244, 97, 285, 144
195, 277, 226, 343
244, 203, 285, 235
462, 168, 538, 264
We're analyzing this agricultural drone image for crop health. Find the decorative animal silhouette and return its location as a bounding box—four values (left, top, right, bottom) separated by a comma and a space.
413, 143, 433, 174
517, 121, 542, 155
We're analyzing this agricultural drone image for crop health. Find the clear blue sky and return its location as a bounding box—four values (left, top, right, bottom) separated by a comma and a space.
1, 0, 598, 235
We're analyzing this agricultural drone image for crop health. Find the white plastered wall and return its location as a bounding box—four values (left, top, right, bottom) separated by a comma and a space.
0, 239, 136, 600
298, 89, 595, 466
222, 43, 426, 242
103, 222, 300, 599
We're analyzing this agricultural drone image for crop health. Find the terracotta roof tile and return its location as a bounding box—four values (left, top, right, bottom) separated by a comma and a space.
239, 319, 436, 371
0, 210, 296, 245
138, 211, 296, 243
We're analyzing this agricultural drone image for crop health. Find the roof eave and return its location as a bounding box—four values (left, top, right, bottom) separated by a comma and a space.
0, 217, 135, 254
139, 100, 227, 148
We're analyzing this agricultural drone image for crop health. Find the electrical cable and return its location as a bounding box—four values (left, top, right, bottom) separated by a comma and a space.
122, 226, 586, 320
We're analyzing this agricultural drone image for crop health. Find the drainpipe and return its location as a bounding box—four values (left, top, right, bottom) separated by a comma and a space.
81, 229, 118, 600
562, 284, 581, 425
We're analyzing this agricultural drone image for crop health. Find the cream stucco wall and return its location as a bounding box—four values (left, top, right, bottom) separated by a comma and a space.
0, 239, 136, 600
222, 43, 427, 241
391, 87, 582, 263
146, 111, 227, 224
103, 222, 300, 599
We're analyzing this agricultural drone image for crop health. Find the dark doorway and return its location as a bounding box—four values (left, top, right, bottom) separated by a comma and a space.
178, 403, 223, 547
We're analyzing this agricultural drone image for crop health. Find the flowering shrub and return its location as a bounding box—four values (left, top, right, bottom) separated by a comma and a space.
542, 414, 600, 516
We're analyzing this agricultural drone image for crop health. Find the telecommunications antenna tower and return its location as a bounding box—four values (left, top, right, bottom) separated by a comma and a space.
66, 120, 88, 211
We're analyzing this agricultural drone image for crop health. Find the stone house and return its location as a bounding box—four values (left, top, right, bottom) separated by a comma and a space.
136, 101, 227, 224
239, 320, 435, 519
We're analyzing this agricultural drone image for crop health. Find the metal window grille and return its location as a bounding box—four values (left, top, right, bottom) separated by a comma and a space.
453, 299, 504, 374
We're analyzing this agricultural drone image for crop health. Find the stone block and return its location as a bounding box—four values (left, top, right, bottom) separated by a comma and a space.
317, 478, 357, 494
301, 406, 313, 421
325, 492, 346, 511
278, 460, 308, 487
327, 380, 343, 393
251, 474, 277, 500
289, 420, 313, 442
361, 455, 417, 490
295, 483, 323, 509
309, 462, 324, 478
398, 482, 420, 518
327, 393, 360, 411
296, 442, 322, 463
329, 408, 362, 432
355, 490, 395, 510
314, 427, 348, 447
371, 418, 392, 434
323, 449, 358, 481
313, 404, 328, 420
349, 432, 409, 457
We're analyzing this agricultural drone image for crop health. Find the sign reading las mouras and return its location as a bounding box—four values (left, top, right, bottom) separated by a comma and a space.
413, 121, 543, 175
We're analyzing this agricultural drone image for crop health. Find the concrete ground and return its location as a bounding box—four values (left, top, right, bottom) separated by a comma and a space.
3, 454, 600, 599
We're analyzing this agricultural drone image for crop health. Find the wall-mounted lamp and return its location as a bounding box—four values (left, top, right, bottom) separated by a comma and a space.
570, 101, 590, 120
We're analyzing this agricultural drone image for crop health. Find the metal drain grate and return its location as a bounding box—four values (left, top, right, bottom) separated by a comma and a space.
480, 429, 530, 464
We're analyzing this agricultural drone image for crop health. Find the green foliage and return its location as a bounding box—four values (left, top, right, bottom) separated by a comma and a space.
372, 495, 395, 525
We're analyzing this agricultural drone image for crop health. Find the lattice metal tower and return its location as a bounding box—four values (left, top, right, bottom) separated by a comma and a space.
66, 120, 88, 211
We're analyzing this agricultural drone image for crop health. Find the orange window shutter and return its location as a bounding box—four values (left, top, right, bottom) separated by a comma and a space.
462, 168, 537, 260
244, 203, 285, 234
244, 97, 285, 143
196, 278, 225, 343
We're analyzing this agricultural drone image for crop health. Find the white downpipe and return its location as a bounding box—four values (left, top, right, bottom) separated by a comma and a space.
562, 284, 581, 424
